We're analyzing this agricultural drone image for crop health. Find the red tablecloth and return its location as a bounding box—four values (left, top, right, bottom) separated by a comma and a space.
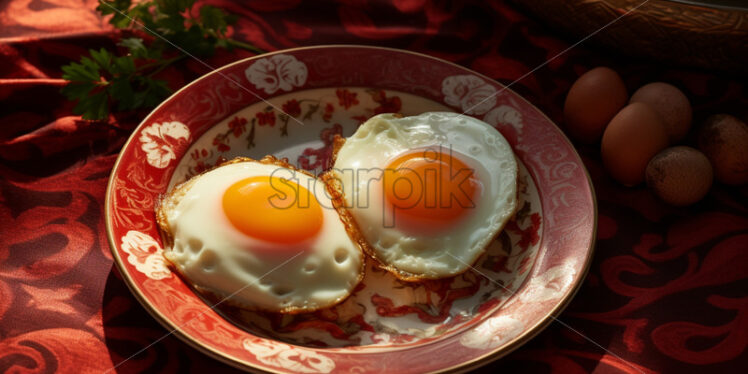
1, 1, 746, 373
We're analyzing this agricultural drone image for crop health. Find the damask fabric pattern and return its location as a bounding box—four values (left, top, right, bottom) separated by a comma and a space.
0, 0, 746, 373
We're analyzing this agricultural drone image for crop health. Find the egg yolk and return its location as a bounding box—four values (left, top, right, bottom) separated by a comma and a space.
222, 176, 323, 244
384, 150, 481, 227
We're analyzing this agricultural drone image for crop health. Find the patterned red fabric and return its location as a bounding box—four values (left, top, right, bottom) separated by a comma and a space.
1, 1, 746, 373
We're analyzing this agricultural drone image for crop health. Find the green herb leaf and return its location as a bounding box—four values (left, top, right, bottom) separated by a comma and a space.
61, 62, 99, 82
70, 90, 109, 120
111, 55, 136, 75
120, 38, 146, 58
128, 2, 158, 29
135, 78, 171, 108
199, 5, 229, 34
110, 77, 136, 111
171, 25, 215, 56
156, 0, 195, 15
89, 48, 113, 70
157, 13, 187, 34
61, 82, 97, 101
97, 0, 133, 28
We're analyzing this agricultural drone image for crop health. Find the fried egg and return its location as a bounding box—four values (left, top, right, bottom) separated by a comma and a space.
330, 112, 518, 280
157, 157, 364, 313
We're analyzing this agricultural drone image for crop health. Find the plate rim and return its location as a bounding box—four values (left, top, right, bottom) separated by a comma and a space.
104, 44, 598, 373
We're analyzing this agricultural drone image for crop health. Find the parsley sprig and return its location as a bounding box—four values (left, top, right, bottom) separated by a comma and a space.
61, 0, 262, 120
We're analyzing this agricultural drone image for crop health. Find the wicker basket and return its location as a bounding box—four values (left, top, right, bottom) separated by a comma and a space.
514, 0, 748, 74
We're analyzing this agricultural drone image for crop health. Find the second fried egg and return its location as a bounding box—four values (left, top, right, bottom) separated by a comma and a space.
330, 112, 518, 280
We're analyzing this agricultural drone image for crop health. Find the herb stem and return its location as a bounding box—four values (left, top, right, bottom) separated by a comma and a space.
205, 28, 264, 54
225, 38, 264, 54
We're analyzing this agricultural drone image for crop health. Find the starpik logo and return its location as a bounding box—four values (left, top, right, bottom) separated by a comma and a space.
265, 145, 479, 228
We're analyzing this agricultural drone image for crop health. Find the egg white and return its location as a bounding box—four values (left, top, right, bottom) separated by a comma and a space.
331, 112, 518, 279
161, 160, 363, 313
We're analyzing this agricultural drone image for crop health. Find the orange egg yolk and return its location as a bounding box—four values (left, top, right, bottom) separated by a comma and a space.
222, 176, 323, 244
383, 150, 481, 228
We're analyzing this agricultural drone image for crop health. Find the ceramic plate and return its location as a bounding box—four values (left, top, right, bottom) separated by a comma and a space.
105, 45, 596, 373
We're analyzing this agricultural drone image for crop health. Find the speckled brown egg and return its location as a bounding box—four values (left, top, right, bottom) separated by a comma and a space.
630, 82, 692, 143
646, 146, 713, 206
564, 67, 628, 144
697, 114, 748, 185
601, 102, 669, 186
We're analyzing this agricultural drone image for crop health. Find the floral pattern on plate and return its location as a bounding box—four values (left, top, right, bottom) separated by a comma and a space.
139, 121, 190, 169
441, 74, 497, 115
120, 231, 171, 280
245, 54, 308, 94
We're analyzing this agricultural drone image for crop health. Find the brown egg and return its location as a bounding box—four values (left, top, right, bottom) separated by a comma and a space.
646, 146, 713, 206
630, 82, 692, 143
601, 102, 669, 186
564, 67, 628, 143
697, 114, 748, 185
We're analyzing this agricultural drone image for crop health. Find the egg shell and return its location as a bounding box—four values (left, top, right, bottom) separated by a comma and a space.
646, 146, 713, 206
601, 102, 669, 186
564, 67, 628, 143
697, 114, 748, 185
630, 82, 692, 143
